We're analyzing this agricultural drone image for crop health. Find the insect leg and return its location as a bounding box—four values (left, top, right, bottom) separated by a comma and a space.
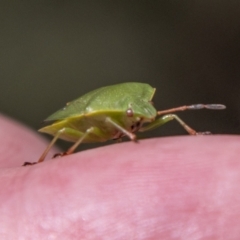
105, 117, 136, 141
23, 127, 84, 166
64, 127, 94, 155
55, 126, 110, 158
140, 114, 210, 135
39, 127, 87, 163
157, 104, 226, 116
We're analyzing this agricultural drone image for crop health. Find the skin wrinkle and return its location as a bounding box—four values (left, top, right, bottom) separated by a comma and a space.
0, 115, 240, 239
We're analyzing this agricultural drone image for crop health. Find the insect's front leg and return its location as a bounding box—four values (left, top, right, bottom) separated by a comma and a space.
105, 117, 137, 141
139, 114, 211, 135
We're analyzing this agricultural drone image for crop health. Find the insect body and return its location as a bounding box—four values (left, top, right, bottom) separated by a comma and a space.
23, 82, 225, 165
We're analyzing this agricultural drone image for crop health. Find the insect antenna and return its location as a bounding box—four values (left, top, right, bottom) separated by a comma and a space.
157, 104, 226, 116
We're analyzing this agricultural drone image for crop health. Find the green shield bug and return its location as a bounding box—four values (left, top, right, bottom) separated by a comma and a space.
23, 82, 226, 165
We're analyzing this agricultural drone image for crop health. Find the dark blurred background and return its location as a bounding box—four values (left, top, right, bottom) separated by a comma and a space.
1, 1, 239, 150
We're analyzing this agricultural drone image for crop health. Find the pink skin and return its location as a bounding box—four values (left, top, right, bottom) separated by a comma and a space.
0, 114, 240, 239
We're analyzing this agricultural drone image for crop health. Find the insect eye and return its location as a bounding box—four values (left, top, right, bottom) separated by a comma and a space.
126, 108, 134, 117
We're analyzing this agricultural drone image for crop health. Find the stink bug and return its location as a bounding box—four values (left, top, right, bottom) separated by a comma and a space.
23, 82, 226, 165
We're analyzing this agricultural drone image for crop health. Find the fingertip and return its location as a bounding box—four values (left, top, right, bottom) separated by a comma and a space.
0, 114, 59, 168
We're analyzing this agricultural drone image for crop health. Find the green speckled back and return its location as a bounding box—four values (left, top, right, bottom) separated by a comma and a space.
44, 82, 156, 122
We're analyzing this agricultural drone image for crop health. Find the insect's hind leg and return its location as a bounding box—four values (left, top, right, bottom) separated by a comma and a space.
140, 114, 211, 135
23, 127, 85, 166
